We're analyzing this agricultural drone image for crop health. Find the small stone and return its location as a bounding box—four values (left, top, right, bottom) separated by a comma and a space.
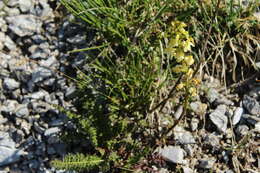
0, 132, 25, 166
157, 146, 185, 164
243, 95, 260, 115
0, 18, 7, 32
0, 115, 8, 124
6, 15, 42, 37
203, 133, 220, 148
30, 90, 49, 100
209, 105, 228, 133
39, 56, 57, 67
183, 144, 193, 156
190, 101, 207, 116
215, 97, 234, 106
31, 67, 53, 84
173, 105, 183, 120
7, 0, 19, 6
235, 125, 249, 136
15, 104, 29, 117
65, 86, 76, 100
29, 45, 50, 59
182, 167, 193, 173
49, 119, 66, 127
1, 100, 19, 115
206, 88, 219, 103
232, 107, 244, 125
19, 0, 33, 12
3, 78, 20, 90
44, 127, 60, 136
4, 35, 16, 51
199, 158, 215, 169
174, 126, 196, 144
242, 114, 259, 125
33, 122, 45, 134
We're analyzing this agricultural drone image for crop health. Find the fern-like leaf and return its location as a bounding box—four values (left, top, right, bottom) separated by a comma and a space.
51, 153, 103, 172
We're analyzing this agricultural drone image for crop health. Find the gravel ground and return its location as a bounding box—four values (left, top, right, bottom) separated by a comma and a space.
0, 0, 259, 173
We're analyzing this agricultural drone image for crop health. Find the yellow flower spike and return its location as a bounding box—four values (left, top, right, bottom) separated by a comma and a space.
184, 55, 194, 66
186, 68, 194, 78
176, 82, 185, 90
189, 87, 197, 97
192, 78, 201, 85
175, 49, 185, 62
172, 64, 188, 73
169, 34, 180, 47
183, 41, 191, 52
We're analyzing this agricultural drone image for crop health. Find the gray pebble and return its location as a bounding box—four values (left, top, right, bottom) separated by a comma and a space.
30, 90, 49, 100
3, 78, 20, 90
242, 114, 259, 125
0, 132, 25, 166
65, 86, 76, 100
243, 95, 260, 115
15, 104, 29, 117
209, 105, 228, 133
7, 0, 19, 7
190, 101, 207, 116
235, 125, 249, 136
215, 97, 234, 106
44, 127, 60, 137
199, 158, 216, 169
30, 67, 53, 84
0, 115, 8, 124
206, 88, 219, 103
19, 0, 33, 12
6, 15, 42, 37
174, 126, 196, 144
157, 146, 186, 164
232, 107, 244, 125
173, 105, 183, 120
182, 167, 193, 173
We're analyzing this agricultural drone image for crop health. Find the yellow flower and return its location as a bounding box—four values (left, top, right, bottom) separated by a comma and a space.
189, 87, 197, 97
183, 55, 194, 66
175, 49, 185, 62
192, 78, 201, 85
183, 38, 194, 52
169, 34, 180, 47
186, 68, 194, 78
172, 64, 188, 73
176, 82, 185, 90
171, 21, 187, 29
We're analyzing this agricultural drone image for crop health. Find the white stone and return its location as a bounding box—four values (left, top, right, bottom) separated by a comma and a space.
232, 107, 244, 125
157, 146, 186, 164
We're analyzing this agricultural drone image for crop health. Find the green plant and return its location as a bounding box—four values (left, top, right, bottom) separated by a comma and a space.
52, 0, 199, 172
53, 0, 260, 172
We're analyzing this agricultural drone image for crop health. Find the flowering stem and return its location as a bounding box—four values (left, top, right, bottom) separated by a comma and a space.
160, 89, 189, 140
148, 74, 183, 113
